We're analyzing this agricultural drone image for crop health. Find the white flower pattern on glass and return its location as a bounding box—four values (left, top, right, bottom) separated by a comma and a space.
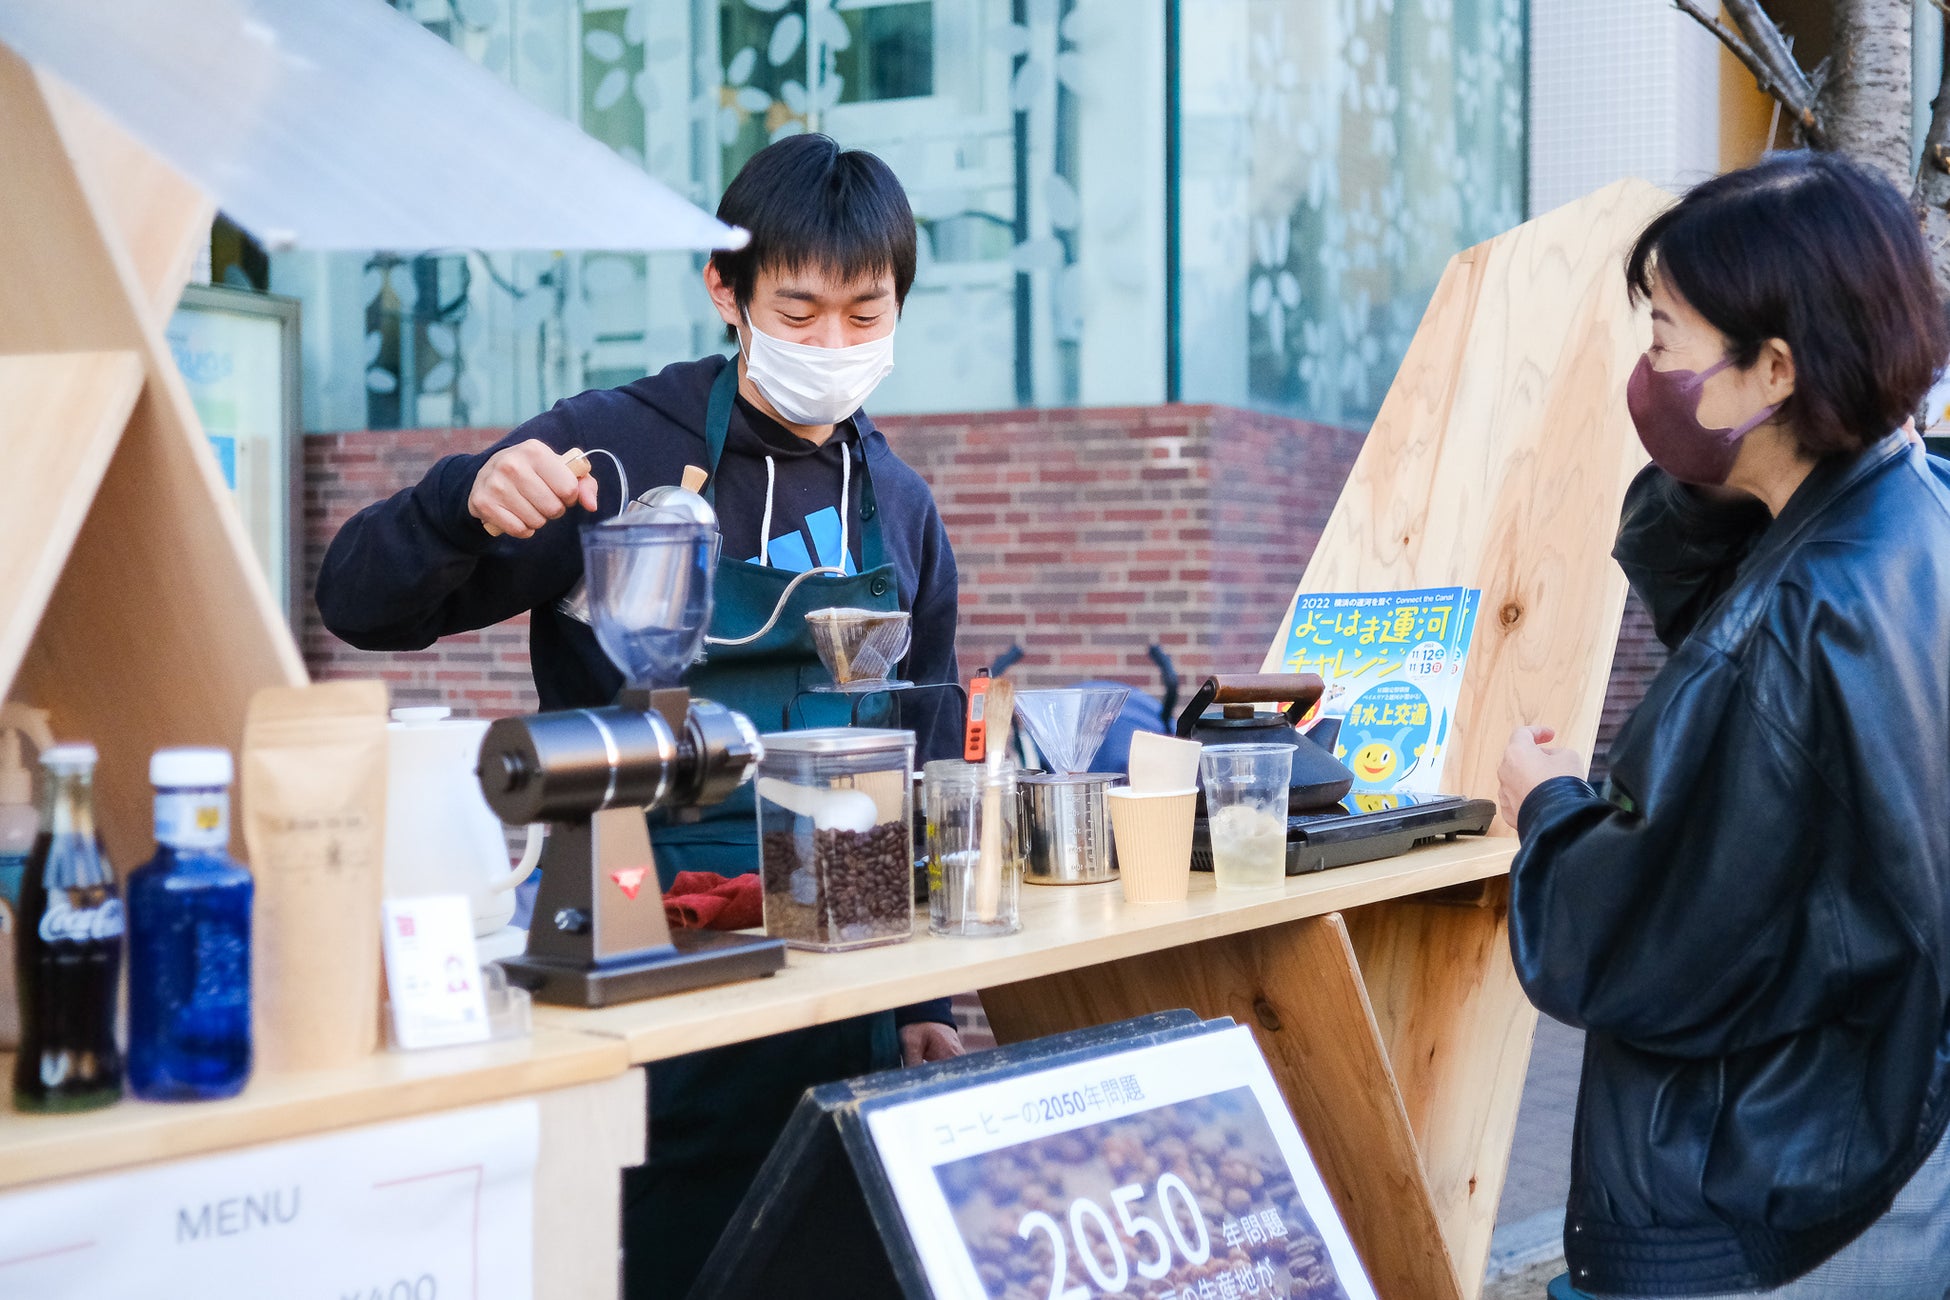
1250, 218, 1303, 356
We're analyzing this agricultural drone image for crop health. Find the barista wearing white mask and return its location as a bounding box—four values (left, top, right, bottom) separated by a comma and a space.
317, 134, 964, 1299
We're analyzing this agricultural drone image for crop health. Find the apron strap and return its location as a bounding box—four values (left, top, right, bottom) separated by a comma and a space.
701, 356, 888, 573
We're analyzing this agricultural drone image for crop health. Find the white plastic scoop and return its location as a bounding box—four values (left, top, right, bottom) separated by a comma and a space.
755, 777, 877, 834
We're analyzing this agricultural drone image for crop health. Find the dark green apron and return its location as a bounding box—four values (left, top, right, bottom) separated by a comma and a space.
627, 360, 903, 1299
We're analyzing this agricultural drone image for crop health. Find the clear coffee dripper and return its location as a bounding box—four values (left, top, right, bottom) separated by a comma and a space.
1011, 687, 1131, 886
1011, 687, 1130, 775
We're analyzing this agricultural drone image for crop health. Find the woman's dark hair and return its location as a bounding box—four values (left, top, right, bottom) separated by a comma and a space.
710, 134, 917, 316
1625, 150, 1948, 457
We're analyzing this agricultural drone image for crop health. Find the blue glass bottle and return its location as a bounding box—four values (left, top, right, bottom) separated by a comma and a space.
128, 748, 252, 1100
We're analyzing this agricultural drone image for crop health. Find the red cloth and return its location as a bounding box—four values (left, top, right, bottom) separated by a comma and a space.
662, 870, 763, 931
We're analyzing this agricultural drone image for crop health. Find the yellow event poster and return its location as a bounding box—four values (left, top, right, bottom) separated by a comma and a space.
1277, 588, 1480, 796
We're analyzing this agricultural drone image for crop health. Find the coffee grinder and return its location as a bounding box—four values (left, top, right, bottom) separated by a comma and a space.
1013, 686, 1130, 884
477, 520, 786, 1007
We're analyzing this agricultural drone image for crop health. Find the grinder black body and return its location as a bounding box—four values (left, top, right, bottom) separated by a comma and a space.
477, 685, 784, 1007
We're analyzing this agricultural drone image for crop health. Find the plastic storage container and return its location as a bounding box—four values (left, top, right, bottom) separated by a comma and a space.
756, 728, 916, 952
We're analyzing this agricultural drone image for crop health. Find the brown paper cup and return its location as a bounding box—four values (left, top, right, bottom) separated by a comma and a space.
1109, 789, 1197, 903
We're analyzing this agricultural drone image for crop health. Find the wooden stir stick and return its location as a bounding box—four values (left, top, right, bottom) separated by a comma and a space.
973, 676, 1015, 923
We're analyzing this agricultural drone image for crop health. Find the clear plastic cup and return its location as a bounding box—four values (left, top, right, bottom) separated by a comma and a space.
1199, 744, 1293, 890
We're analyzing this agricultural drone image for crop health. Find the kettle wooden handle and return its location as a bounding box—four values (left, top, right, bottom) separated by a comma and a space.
1174, 673, 1325, 738
483, 446, 594, 537
1206, 674, 1325, 707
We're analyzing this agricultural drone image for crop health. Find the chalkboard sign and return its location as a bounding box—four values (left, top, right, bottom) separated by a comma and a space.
692, 1012, 1376, 1300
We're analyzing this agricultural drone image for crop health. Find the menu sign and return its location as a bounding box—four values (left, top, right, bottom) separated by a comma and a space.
865, 1025, 1375, 1300
0, 1099, 537, 1298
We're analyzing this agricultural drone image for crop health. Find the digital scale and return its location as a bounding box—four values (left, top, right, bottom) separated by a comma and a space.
1193, 791, 1497, 876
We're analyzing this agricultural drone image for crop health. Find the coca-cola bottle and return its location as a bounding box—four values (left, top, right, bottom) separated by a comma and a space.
13, 743, 123, 1112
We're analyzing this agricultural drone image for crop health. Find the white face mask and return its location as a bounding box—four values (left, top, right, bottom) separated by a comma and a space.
741, 311, 896, 427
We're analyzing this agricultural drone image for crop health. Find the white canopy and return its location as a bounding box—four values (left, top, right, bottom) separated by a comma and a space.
0, 0, 746, 253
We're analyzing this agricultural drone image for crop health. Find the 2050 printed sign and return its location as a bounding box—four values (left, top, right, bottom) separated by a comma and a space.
866, 1025, 1376, 1300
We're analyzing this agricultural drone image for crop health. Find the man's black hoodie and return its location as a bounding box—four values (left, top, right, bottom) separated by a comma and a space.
317, 353, 959, 729
317, 354, 960, 1026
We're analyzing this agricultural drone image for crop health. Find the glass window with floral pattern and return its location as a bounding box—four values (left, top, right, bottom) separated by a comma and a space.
267, 0, 1518, 432
1178, 0, 1526, 425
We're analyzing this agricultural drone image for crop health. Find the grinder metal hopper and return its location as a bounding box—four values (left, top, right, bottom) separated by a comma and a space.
581, 520, 716, 688
1012, 687, 1130, 774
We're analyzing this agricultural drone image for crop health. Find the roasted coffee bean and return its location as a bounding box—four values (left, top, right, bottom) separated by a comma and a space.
935, 1094, 1354, 1300
762, 819, 915, 948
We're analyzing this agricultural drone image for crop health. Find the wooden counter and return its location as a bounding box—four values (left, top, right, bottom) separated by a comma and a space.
536, 834, 1516, 1064
0, 1025, 629, 1191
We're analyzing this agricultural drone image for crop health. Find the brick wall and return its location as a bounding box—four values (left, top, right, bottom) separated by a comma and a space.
300, 407, 1664, 770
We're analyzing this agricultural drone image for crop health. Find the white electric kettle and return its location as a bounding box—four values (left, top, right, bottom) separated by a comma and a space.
382, 707, 542, 937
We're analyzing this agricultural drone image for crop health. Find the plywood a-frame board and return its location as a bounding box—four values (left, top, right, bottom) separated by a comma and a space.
984, 179, 1668, 1299
0, 46, 306, 868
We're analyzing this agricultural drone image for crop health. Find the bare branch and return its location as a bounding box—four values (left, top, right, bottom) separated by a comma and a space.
1672, 0, 1828, 148
1931, 0, 1950, 20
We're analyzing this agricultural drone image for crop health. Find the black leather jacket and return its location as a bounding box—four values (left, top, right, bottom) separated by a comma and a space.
1510, 436, 1950, 1295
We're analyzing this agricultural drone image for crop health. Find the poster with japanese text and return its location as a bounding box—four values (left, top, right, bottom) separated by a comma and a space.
866, 1025, 1376, 1300
1275, 587, 1480, 796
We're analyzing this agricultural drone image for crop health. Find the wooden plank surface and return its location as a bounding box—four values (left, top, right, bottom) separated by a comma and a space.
0, 48, 148, 357
0, 352, 143, 702
534, 1068, 646, 1300
1246, 180, 1668, 1297
40, 70, 214, 324
981, 915, 1465, 1300
0, 45, 307, 867
0, 1027, 630, 1192
1345, 891, 1539, 1295
1261, 177, 1667, 807
536, 835, 1514, 1064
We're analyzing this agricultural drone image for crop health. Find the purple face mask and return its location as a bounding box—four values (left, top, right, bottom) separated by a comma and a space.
1626, 354, 1780, 486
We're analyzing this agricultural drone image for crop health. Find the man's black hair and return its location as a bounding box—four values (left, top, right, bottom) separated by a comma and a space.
711, 134, 917, 318
1626, 150, 1949, 459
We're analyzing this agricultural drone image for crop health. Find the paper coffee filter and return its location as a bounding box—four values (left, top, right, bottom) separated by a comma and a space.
1012, 686, 1129, 775
1128, 731, 1202, 793
806, 608, 912, 686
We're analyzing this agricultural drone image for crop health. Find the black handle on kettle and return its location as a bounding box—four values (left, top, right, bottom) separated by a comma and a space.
1173, 674, 1325, 737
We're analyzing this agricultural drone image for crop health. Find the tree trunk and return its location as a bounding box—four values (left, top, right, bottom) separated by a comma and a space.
1818, 0, 1915, 188
1915, 80, 1950, 316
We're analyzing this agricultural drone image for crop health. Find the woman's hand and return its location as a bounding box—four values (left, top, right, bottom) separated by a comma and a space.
1497, 726, 1588, 830
900, 1022, 966, 1067
468, 439, 600, 538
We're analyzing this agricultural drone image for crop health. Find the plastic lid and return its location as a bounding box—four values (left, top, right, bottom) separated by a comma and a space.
391, 706, 453, 725
757, 727, 914, 755
150, 747, 233, 789
40, 743, 99, 771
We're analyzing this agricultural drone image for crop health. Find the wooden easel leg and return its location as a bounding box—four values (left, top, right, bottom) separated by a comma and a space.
0, 43, 305, 867
981, 914, 1465, 1300
1343, 880, 1541, 1300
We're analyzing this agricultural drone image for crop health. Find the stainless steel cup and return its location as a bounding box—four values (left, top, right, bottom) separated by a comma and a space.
1019, 772, 1123, 884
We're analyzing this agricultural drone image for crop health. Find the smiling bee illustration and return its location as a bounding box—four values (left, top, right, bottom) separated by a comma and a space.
1335, 681, 1436, 793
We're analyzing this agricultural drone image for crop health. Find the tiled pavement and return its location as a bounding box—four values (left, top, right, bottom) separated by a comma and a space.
1488, 1014, 1585, 1284
1500, 1014, 1584, 1226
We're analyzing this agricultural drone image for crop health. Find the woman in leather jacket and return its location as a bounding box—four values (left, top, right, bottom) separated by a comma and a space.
1498, 151, 1950, 1297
